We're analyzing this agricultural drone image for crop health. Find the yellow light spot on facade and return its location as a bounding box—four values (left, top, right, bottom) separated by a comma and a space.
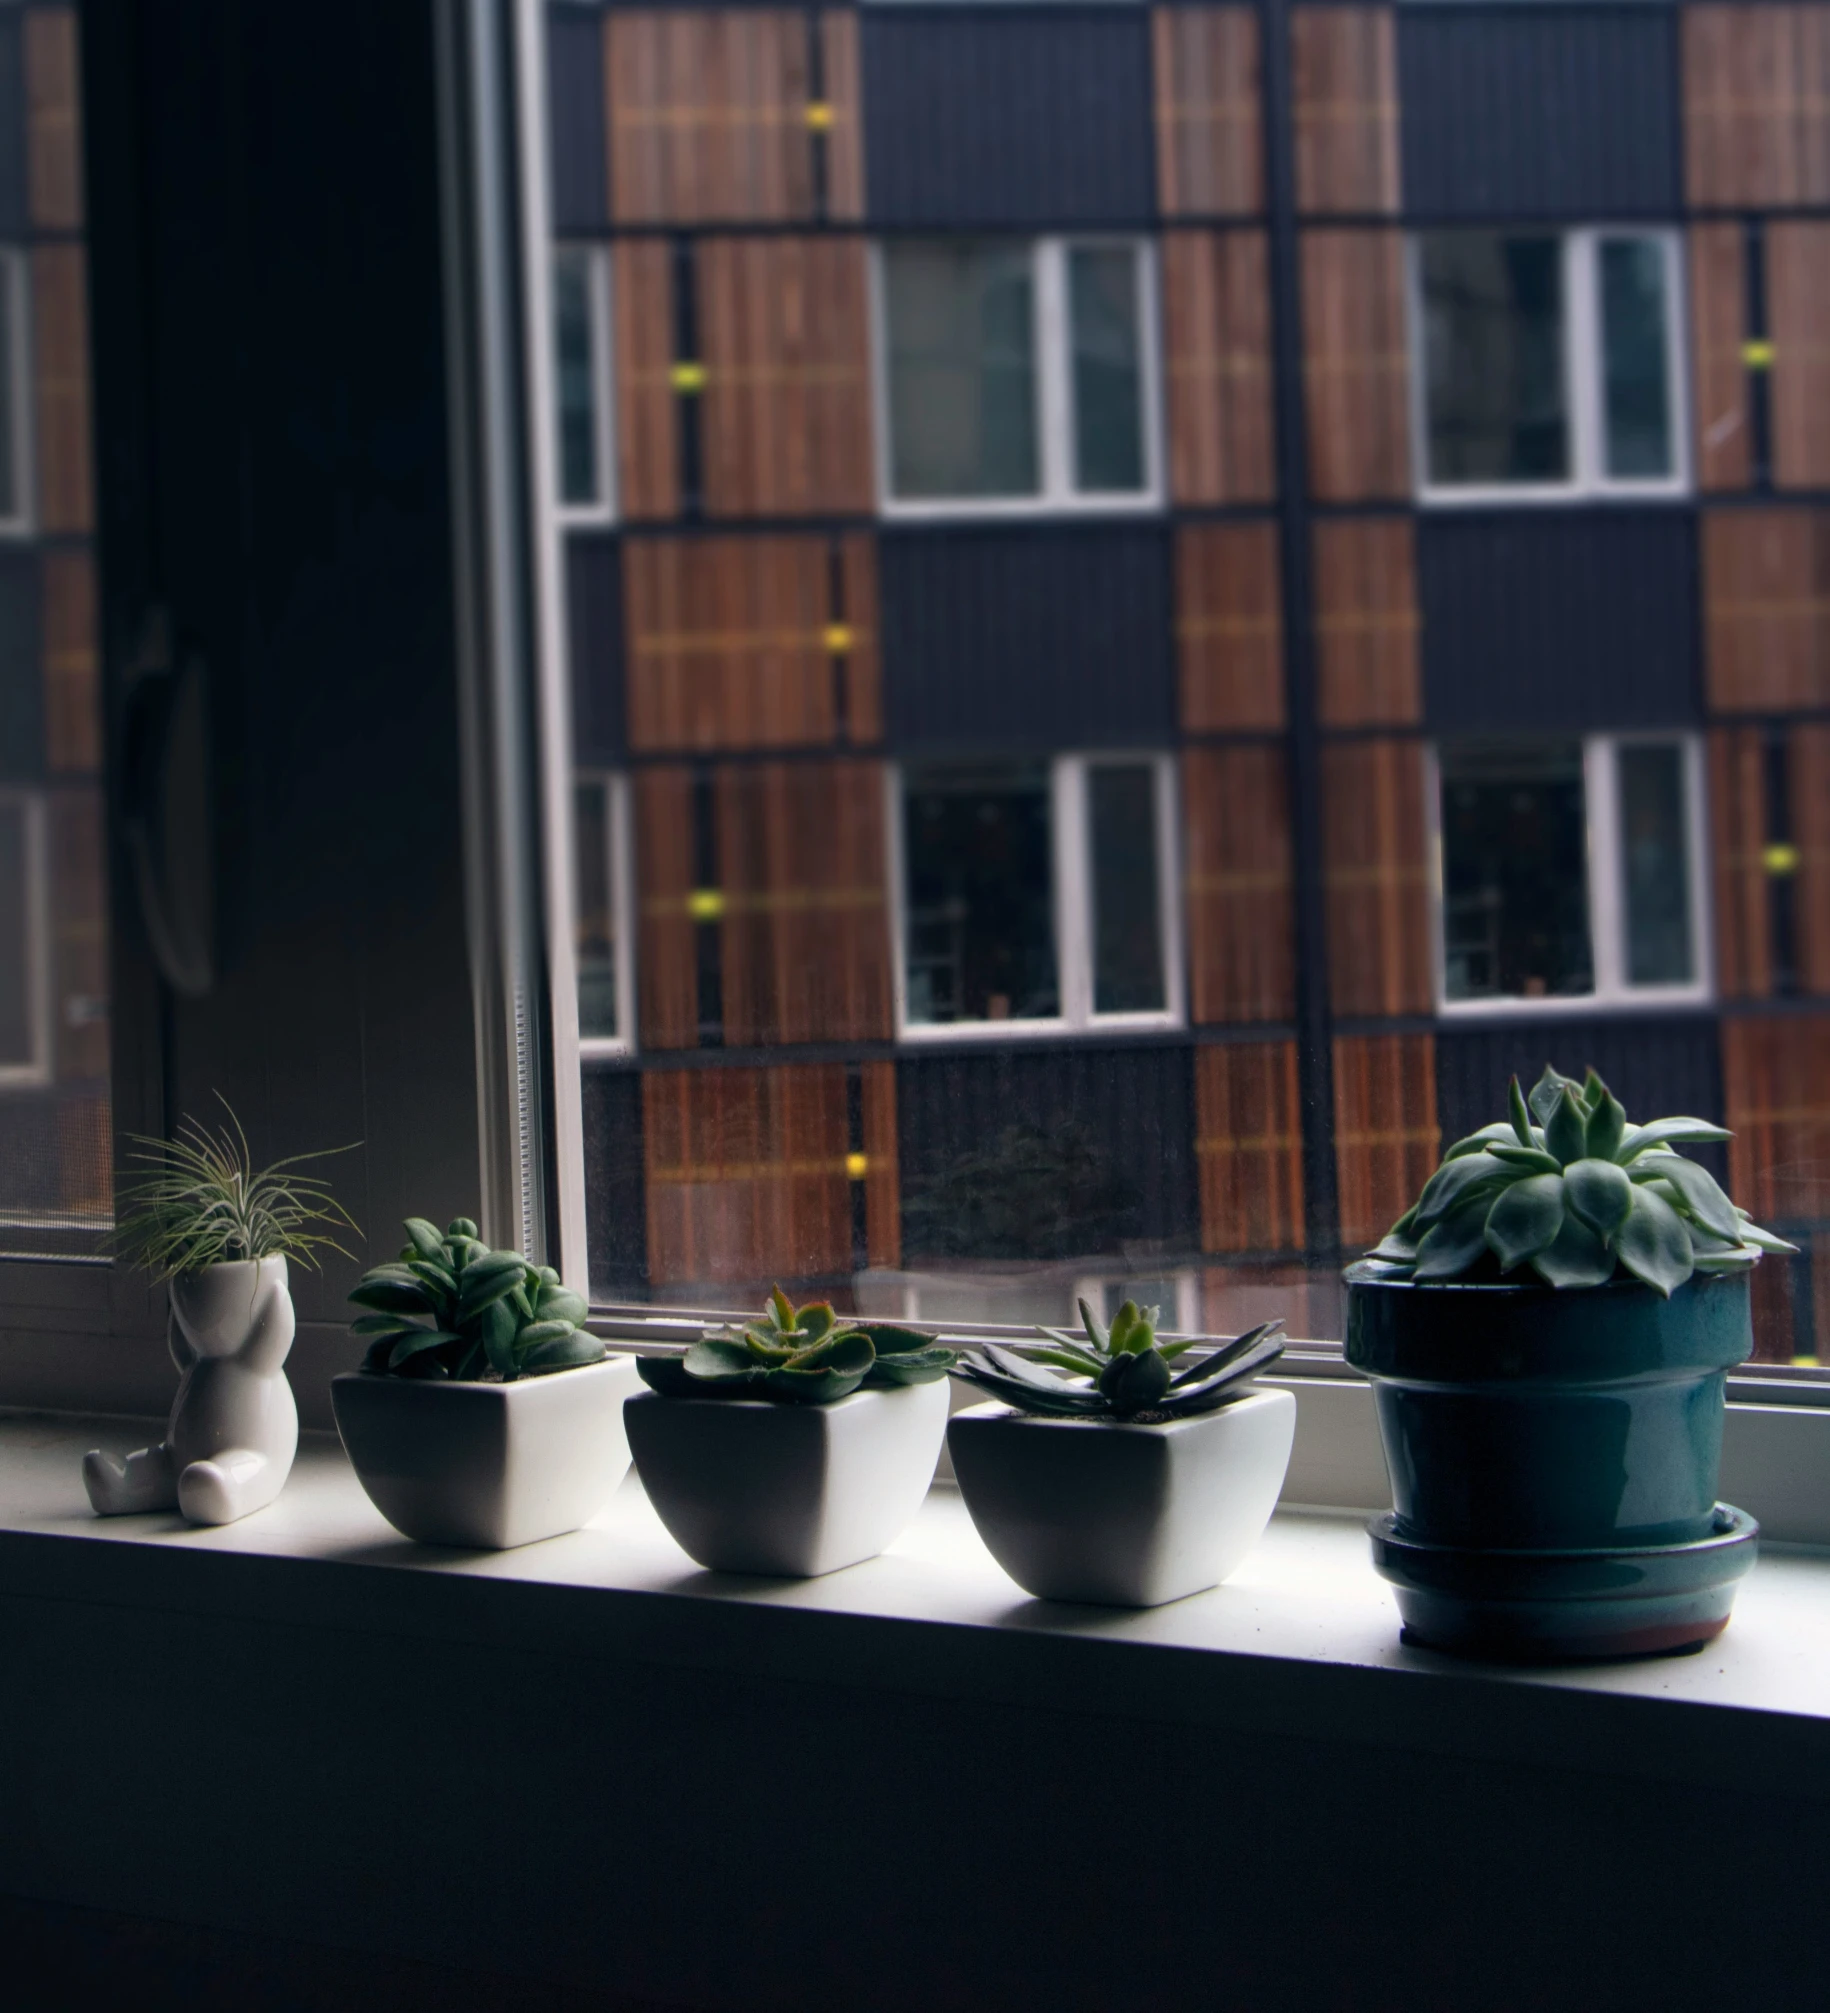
1763, 841, 1800, 876
845, 1152, 869, 1181
669, 360, 708, 393
822, 622, 855, 653
687, 887, 726, 921
804, 101, 835, 131
1742, 339, 1776, 369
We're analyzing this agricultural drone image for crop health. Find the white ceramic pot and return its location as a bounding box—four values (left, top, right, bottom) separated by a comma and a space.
83, 1255, 298, 1526
331, 1355, 641, 1549
947, 1386, 1296, 1607
624, 1377, 950, 1577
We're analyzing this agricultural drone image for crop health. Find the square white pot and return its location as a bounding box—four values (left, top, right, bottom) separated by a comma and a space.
947, 1386, 1296, 1607
331, 1356, 641, 1549
624, 1377, 950, 1577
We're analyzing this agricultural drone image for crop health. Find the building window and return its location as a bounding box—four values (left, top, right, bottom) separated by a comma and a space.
551, 245, 613, 520
1412, 229, 1685, 501
894, 754, 1180, 1037
875, 237, 1160, 515
1434, 735, 1707, 1012
572, 771, 632, 1055
0, 792, 48, 1084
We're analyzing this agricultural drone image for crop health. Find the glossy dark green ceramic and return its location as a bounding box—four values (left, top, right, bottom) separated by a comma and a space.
1344, 1271, 1752, 1551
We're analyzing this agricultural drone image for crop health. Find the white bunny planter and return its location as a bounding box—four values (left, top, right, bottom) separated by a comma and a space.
83, 1254, 299, 1526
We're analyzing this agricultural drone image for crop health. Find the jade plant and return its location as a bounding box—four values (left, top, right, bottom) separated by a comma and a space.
636, 1287, 956, 1404
1359, 1066, 1796, 1296
349, 1217, 603, 1380
952, 1298, 1285, 1422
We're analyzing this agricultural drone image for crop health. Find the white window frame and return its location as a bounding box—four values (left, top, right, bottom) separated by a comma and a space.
551, 241, 615, 526
0, 249, 34, 539
889, 750, 1184, 1044
0, 788, 51, 1088
1409, 226, 1690, 508
573, 767, 636, 1061
1428, 731, 1712, 1019
871, 235, 1164, 521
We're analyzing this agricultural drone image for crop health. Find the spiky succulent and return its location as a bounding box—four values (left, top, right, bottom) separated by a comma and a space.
635, 1287, 957, 1405
952, 1298, 1285, 1422
1357, 1066, 1797, 1298
349, 1217, 603, 1380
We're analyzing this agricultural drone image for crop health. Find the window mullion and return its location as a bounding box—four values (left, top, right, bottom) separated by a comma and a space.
1037, 239, 1072, 503
1584, 735, 1624, 1000
1568, 230, 1601, 494
1054, 757, 1092, 1027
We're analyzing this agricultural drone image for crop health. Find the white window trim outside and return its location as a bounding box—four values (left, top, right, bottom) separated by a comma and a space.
0, 788, 52, 1088
1427, 731, 1713, 1019
889, 750, 1185, 1045
871, 235, 1165, 523
1408, 226, 1691, 509
574, 766, 637, 1061
0, 248, 34, 540
552, 241, 616, 527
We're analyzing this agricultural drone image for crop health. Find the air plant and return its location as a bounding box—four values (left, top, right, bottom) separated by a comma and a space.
951, 1298, 1285, 1423
1357, 1065, 1797, 1297
111, 1097, 357, 1280
635, 1287, 956, 1405
349, 1217, 602, 1381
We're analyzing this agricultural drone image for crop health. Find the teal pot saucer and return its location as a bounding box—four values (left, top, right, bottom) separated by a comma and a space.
1367, 1504, 1759, 1663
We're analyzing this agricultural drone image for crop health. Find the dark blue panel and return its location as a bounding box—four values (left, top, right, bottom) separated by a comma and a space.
898, 1041, 1198, 1260
547, 4, 608, 233
0, 16, 25, 240
881, 523, 1173, 752
1434, 1012, 1725, 1182
1419, 509, 1698, 733
862, 8, 1154, 227
0, 548, 42, 780
1398, 8, 1681, 220
583, 1063, 645, 1294
567, 531, 624, 764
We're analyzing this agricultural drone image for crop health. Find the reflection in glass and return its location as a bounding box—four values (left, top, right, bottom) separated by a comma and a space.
1618, 743, 1693, 985
1089, 763, 1164, 1013
885, 241, 1037, 499
903, 764, 1057, 1023
552, 249, 598, 506
573, 778, 617, 1038
1441, 741, 1593, 1001
1421, 233, 1567, 485
1600, 237, 1674, 480
1069, 245, 1145, 493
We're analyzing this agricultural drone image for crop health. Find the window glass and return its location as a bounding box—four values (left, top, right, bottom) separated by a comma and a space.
0, 257, 16, 523
552, 249, 599, 507
885, 240, 1037, 499
1069, 245, 1145, 493
1599, 238, 1673, 480
1421, 233, 1567, 486
1089, 762, 1164, 1013
0, 800, 30, 1066
573, 777, 617, 1039
1617, 743, 1694, 985
1440, 741, 1593, 1002
903, 763, 1057, 1023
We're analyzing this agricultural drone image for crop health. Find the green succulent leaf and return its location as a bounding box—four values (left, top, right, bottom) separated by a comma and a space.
762, 1361, 871, 1403
387, 1328, 461, 1368
795, 1301, 836, 1344
1413, 1195, 1495, 1279
1563, 1158, 1635, 1239
769, 1284, 796, 1331
1076, 1297, 1112, 1352
784, 1332, 875, 1379
1035, 1328, 1107, 1375
1614, 1184, 1696, 1297
1507, 1075, 1535, 1149
1617, 1118, 1733, 1162
535, 1285, 590, 1326
1413, 1151, 1509, 1232
1528, 1065, 1585, 1125
1486, 1142, 1563, 1175
1097, 1347, 1172, 1413
683, 1337, 765, 1382
1691, 1245, 1759, 1273
1735, 1217, 1800, 1255
865, 1346, 956, 1387
1370, 1230, 1420, 1263
523, 1330, 606, 1375
349, 1276, 434, 1316
635, 1355, 704, 1398
1543, 1086, 1589, 1167
1446, 1123, 1518, 1161
516, 1318, 580, 1351
1528, 1212, 1615, 1289
1485, 1174, 1566, 1273
1649, 1157, 1743, 1242
403, 1217, 446, 1262
1584, 1085, 1629, 1163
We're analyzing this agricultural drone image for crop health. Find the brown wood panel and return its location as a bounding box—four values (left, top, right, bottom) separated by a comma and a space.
697, 236, 873, 517
1709, 726, 1773, 1000
1291, 7, 1399, 215
1321, 738, 1431, 1017
1183, 744, 1295, 1023
634, 765, 699, 1050
643, 1062, 855, 1286
716, 758, 892, 1046
860, 1058, 900, 1269
1194, 1041, 1305, 1254
1793, 722, 1830, 996
1300, 229, 1409, 500
1702, 508, 1830, 713
1768, 222, 1830, 490
1688, 223, 1750, 493
1151, 6, 1263, 217
613, 239, 680, 521
1722, 1012, 1830, 1226
1175, 521, 1283, 731
1333, 1033, 1437, 1253
821, 9, 866, 222
1682, 6, 1830, 207
41, 546, 97, 774
24, 7, 82, 229
1162, 229, 1275, 505
606, 9, 818, 224
49, 785, 106, 1088
1313, 517, 1419, 726
624, 534, 879, 752
32, 245, 91, 533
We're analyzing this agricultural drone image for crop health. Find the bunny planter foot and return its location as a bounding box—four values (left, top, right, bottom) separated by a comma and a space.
83, 1256, 299, 1529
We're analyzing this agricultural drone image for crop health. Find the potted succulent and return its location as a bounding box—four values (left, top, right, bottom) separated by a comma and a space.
1347, 1065, 1797, 1661
947, 1301, 1292, 1607
625, 1288, 956, 1577
331, 1216, 639, 1549
84, 1101, 356, 1527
